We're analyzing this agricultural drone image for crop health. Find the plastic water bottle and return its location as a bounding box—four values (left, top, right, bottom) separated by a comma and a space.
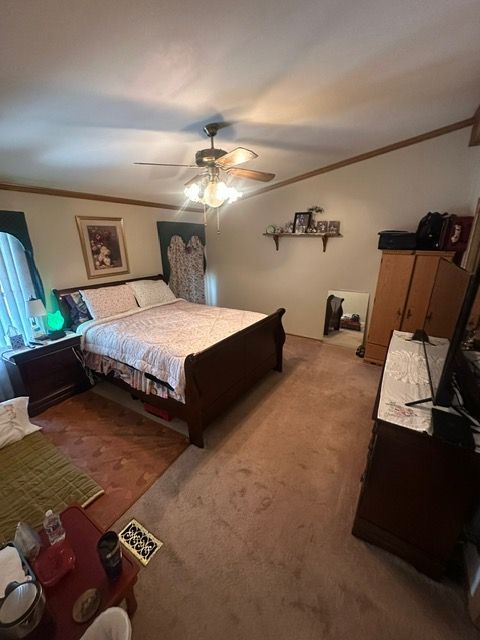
43, 509, 66, 545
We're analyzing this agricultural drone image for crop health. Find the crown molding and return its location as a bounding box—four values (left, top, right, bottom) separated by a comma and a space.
243, 117, 475, 201
0, 181, 202, 213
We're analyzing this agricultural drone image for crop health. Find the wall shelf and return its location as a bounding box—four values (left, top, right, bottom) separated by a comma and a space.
263, 232, 343, 252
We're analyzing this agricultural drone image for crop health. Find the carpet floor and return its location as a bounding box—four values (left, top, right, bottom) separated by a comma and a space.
105, 336, 478, 640
33, 391, 189, 530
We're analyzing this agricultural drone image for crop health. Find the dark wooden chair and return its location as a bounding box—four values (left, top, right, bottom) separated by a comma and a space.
324, 295, 344, 336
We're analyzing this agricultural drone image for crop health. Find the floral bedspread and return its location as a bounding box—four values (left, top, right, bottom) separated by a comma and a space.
77, 300, 266, 403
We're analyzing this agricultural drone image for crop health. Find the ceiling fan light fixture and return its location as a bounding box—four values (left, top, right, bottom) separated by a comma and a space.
184, 179, 242, 208
184, 182, 201, 202
203, 180, 227, 208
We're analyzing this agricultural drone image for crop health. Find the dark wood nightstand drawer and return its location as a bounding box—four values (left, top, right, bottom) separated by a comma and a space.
5, 336, 91, 415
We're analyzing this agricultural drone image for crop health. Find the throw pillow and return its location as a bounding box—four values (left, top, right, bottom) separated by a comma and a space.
0, 397, 40, 449
80, 285, 138, 320
127, 280, 177, 307
63, 291, 92, 329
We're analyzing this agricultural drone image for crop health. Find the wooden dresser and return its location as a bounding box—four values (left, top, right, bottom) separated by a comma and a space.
353, 331, 480, 580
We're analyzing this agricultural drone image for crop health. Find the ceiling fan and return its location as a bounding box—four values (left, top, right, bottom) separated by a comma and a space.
134, 122, 275, 208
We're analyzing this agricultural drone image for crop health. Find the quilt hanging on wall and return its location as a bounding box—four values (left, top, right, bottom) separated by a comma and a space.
157, 222, 206, 304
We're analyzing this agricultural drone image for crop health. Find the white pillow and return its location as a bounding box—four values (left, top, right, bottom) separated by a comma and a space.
127, 279, 176, 307
0, 397, 40, 449
80, 284, 138, 320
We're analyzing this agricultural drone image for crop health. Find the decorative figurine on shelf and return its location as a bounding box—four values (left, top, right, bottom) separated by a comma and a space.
308, 205, 325, 227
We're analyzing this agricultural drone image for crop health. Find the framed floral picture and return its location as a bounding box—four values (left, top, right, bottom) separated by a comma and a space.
76, 216, 130, 279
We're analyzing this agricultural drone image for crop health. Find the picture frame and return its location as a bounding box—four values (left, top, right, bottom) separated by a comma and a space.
293, 212, 312, 234
316, 220, 328, 234
76, 216, 130, 279
327, 220, 340, 236
443, 216, 473, 252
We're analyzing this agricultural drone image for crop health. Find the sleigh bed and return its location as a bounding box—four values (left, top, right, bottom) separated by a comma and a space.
54, 275, 285, 448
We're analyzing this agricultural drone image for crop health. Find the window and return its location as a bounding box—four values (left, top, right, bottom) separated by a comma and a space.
0, 232, 36, 346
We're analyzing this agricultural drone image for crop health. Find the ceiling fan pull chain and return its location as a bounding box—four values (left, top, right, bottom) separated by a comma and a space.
217, 208, 221, 234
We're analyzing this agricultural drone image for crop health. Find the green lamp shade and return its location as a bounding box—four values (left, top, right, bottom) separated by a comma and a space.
47, 310, 65, 331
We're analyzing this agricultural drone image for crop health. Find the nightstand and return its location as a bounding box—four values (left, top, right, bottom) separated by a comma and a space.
3, 334, 91, 415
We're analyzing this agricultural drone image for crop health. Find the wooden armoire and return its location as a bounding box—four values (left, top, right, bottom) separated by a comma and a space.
364, 250, 460, 365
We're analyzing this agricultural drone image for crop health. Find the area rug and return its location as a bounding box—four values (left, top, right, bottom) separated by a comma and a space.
0, 431, 103, 541
33, 390, 189, 530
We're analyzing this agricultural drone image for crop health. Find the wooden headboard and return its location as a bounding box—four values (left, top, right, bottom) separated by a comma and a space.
53, 274, 165, 328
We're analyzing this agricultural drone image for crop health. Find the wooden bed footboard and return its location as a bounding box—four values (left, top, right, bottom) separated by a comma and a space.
183, 308, 286, 447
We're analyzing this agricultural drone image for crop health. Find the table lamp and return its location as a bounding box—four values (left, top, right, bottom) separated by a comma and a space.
26, 297, 47, 340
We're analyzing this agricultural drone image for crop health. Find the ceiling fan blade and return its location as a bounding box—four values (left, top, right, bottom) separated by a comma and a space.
134, 162, 197, 168
215, 147, 258, 169
227, 167, 275, 182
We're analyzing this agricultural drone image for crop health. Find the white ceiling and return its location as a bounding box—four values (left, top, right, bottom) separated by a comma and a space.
1, 0, 479, 205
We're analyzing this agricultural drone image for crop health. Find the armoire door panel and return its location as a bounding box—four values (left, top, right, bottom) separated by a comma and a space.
424, 259, 470, 339
401, 256, 441, 333
367, 253, 415, 346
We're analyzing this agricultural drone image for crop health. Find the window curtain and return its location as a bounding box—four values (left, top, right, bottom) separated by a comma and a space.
0, 233, 36, 342
0, 233, 37, 400
157, 222, 206, 304
0, 213, 42, 401
0, 211, 45, 303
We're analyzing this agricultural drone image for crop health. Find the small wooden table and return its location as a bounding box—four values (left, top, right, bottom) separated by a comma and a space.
35, 505, 138, 639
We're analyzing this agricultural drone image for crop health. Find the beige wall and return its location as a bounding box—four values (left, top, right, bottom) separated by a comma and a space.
206, 128, 480, 339
0, 190, 200, 310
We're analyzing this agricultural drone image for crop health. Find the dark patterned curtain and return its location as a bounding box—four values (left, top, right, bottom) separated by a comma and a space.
157, 222, 206, 304
0, 211, 45, 303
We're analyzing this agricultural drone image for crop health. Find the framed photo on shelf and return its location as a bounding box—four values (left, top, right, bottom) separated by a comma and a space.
316, 220, 328, 234
293, 212, 312, 234
76, 216, 130, 279
327, 220, 340, 236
